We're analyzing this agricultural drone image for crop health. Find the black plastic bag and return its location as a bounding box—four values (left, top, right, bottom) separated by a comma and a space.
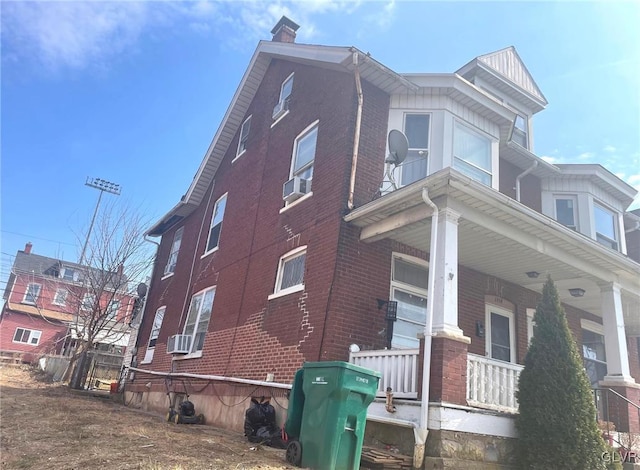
244, 398, 286, 448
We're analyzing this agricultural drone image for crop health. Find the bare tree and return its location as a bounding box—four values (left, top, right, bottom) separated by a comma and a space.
64, 201, 153, 389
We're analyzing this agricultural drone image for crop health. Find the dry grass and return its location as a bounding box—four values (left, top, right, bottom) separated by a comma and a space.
0, 365, 296, 469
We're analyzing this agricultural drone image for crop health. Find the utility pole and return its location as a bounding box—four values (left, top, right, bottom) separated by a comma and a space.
79, 177, 121, 265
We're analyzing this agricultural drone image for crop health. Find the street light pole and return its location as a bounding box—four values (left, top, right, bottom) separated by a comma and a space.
79, 177, 121, 265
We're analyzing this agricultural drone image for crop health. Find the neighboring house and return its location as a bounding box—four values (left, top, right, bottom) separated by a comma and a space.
129, 17, 640, 468
0, 242, 133, 368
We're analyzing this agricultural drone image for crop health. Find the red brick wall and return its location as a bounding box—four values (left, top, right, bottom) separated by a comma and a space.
0, 309, 67, 361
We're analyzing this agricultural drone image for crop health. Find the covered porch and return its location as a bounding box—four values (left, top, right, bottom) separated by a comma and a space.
345, 168, 640, 437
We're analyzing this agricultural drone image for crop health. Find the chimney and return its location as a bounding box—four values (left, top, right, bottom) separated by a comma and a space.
117, 264, 124, 276
25, 242, 33, 254
271, 16, 300, 43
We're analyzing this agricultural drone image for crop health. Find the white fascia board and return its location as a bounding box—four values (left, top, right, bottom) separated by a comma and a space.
555, 164, 638, 203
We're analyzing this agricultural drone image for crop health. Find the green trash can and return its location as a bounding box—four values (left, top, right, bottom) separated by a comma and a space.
285, 361, 381, 470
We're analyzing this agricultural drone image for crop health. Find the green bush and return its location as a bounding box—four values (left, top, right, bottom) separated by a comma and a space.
516, 276, 612, 469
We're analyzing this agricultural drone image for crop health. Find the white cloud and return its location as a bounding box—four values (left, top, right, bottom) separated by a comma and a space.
603, 145, 617, 153
577, 152, 595, 160
540, 156, 557, 164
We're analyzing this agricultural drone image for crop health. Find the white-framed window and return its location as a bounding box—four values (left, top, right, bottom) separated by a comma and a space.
485, 304, 516, 363
554, 195, 578, 231
60, 268, 78, 282
53, 288, 68, 306
453, 122, 493, 186
164, 226, 184, 275
526, 308, 536, 346
594, 202, 619, 251
148, 306, 166, 349
279, 73, 294, 106
183, 287, 215, 354
236, 115, 252, 157
290, 122, 318, 184
205, 193, 227, 254
13, 327, 42, 345
81, 293, 96, 311
106, 300, 120, 320
272, 246, 306, 297
390, 254, 428, 349
581, 319, 607, 386
399, 114, 430, 187
511, 114, 528, 148
23, 283, 41, 304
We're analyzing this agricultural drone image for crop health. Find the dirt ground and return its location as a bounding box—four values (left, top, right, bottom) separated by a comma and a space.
0, 365, 298, 470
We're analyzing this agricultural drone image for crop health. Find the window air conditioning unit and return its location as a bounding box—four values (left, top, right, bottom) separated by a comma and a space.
272, 100, 289, 120
167, 334, 191, 354
283, 176, 309, 203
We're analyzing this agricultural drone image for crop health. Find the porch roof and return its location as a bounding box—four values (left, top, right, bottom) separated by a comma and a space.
345, 168, 640, 331
6, 302, 73, 323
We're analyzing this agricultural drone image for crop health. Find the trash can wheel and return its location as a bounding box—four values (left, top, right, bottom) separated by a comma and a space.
286, 440, 302, 466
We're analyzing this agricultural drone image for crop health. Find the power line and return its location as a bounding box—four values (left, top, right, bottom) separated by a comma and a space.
1, 230, 77, 247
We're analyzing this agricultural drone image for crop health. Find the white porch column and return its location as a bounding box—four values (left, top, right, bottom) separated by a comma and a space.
431, 208, 464, 338
600, 282, 634, 384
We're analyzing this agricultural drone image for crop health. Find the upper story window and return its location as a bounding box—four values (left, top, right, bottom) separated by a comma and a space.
511, 115, 528, 149
594, 202, 619, 250
273, 73, 294, 120
164, 226, 184, 276
554, 195, 578, 231
272, 246, 306, 297
205, 193, 227, 254
53, 288, 68, 306
183, 287, 215, 354
13, 327, 41, 346
291, 123, 317, 183
23, 283, 41, 304
81, 293, 96, 311
106, 300, 120, 321
148, 306, 166, 349
453, 122, 492, 186
400, 114, 430, 186
60, 268, 78, 282
236, 115, 252, 157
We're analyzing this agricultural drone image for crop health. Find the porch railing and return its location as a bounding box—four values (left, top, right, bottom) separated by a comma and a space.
349, 348, 419, 399
467, 353, 523, 412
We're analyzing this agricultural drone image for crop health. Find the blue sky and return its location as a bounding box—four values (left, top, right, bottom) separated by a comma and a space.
2, 1, 639, 292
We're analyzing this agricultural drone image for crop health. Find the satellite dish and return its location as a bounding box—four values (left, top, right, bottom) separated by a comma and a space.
386, 130, 409, 165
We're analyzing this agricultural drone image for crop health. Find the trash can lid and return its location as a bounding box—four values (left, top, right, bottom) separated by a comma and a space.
303, 361, 382, 378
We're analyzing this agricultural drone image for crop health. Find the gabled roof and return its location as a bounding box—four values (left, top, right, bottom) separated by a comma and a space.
456, 46, 548, 113
147, 41, 418, 236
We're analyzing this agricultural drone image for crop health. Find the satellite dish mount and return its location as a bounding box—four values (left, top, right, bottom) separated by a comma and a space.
384, 130, 409, 190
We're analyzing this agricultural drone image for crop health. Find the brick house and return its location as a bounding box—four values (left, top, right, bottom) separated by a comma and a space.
128, 17, 640, 467
1, 242, 134, 366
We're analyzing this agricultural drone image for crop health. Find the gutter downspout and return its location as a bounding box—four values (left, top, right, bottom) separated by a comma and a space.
413, 187, 438, 469
515, 160, 538, 202
348, 50, 364, 211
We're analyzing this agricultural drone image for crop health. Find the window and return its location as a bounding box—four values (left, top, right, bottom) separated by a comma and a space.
594, 202, 619, 250
582, 327, 607, 386
53, 288, 68, 306
236, 115, 252, 156
279, 73, 294, 106
290, 123, 318, 186
13, 328, 42, 345
183, 287, 215, 354
164, 226, 184, 275
526, 308, 536, 346
205, 193, 227, 253
23, 283, 41, 304
81, 293, 96, 311
148, 307, 166, 348
60, 268, 77, 281
390, 255, 428, 349
399, 114, 430, 186
485, 305, 515, 362
273, 247, 306, 296
106, 300, 120, 320
453, 122, 492, 186
511, 115, 528, 148
554, 196, 578, 230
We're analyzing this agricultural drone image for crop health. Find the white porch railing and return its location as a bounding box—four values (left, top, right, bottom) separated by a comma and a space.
467, 353, 523, 412
349, 348, 419, 399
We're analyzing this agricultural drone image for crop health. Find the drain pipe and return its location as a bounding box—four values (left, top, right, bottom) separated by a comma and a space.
413, 187, 439, 468
347, 49, 364, 211
515, 160, 538, 202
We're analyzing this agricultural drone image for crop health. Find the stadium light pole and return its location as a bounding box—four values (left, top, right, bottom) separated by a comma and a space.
79, 177, 121, 265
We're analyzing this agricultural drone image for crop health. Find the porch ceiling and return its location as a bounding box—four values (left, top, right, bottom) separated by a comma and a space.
346, 169, 640, 332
